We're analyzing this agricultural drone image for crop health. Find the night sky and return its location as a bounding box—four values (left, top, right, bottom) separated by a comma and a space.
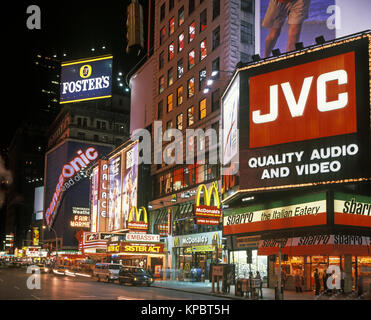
2, 0, 148, 148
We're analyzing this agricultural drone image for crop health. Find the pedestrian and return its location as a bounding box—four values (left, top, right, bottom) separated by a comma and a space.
340, 267, 345, 294
248, 271, 254, 299
314, 268, 321, 296
262, 0, 312, 57
323, 271, 328, 295
255, 271, 263, 298
294, 270, 302, 293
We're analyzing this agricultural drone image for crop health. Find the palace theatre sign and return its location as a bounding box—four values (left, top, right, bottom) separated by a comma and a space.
222, 35, 371, 192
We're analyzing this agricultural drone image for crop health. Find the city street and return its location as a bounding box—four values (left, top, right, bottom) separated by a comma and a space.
0, 267, 227, 300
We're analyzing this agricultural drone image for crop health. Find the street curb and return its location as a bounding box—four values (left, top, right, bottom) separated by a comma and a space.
151, 285, 250, 300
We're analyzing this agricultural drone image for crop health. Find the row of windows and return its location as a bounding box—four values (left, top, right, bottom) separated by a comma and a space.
75, 132, 122, 146
159, 88, 220, 132
76, 117, 126, 134
159, 25, 220, 70
153, 162, 220, 198
158, 56, 220, 114
160, 0, 220, 25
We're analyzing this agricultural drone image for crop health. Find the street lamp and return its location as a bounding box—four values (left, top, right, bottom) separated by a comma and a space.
43, 225, 58, 266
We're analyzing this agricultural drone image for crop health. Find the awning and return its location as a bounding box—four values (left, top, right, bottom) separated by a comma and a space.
258, 235, 371, 256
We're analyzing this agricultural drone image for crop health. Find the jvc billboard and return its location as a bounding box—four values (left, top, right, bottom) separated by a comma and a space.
60, 55, 113, 104
222, 34, 371, 191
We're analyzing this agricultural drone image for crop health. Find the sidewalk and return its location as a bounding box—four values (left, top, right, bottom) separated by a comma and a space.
152, 280, 318, 300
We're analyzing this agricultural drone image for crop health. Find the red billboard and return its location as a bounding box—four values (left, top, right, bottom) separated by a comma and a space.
249, 52, 357, 148
228, 35, 371, 192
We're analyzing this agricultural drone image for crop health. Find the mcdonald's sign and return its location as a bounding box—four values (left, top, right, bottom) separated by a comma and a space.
194, 182, 222, 222
127, 206, 148, 232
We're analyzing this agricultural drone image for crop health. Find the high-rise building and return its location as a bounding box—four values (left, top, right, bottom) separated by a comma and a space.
130, 0, 256, 281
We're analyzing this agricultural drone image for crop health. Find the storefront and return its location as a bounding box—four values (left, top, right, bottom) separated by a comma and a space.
258, 235, 371, 291
107, 239, 166, 278
223, 191, 371, 292
172, 231, 223, 281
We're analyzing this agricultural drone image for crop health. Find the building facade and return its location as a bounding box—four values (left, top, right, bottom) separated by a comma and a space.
129, 0, 256, 281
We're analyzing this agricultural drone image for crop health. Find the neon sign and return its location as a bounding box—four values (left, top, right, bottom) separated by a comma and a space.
45, 147, 99, 226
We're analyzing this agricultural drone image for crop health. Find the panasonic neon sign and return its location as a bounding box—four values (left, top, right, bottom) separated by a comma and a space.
45, 147, 99, 226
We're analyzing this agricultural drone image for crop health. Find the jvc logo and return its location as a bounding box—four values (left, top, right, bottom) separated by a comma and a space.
249, 52, 356, 148
252, 70, 348, 124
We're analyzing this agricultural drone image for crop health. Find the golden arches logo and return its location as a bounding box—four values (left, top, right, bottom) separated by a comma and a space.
128, 206, 148, 223
80, 64, 92, 78
212, 232, 222, 248
174, 237, 179, 247
195, 181, 220, 208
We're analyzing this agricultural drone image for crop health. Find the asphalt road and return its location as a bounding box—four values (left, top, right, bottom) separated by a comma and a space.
0, 267, 226, 300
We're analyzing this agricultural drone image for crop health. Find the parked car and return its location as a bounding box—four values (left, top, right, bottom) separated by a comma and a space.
93, 263, 122, 282
118, 266, 154, 286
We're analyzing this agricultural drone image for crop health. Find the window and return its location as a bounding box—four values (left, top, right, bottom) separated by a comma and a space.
178, 6, 185, 26
160, 27, 166, 45
160, 3, 166, 21
168, 42, 175, 61
241, 0, 253, 13
77, 132, 85, 140
167, 94, 174, 112
158, 100, 163, 119
166, 120, 173, 137
169, 17, 175, 35
188, 50, 195, 70
189, 21, 196, 42
176, 113, 183, 130
177, 59, 184, 79
212, 57, 220, 79
199, 68, 207, 90
177, 86, 184, 106
187, 106, 194, 127
97, 120, 106, 130
199, 98, 207, 120
212, 26, 220, 50
159, 75, 165, 93
189, 0, 195, 14
94, 134, 99, 142
168, 68, 174, 86
241, 20, 253, 44
212, 88, 220, 112
159, 51, 164, 69
200, 9, 207, 32
187, 77, 195, 98
212, 0, 220, 20
200, 39, 207, 60
178, 33, 185, 52
241, 52, 251, 63
169, 0, 174, 11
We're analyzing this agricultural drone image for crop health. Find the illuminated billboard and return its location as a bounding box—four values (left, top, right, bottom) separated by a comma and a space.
122, 143, 139, 229
223, 35, 371, 192
44, 141, 112, 245
60, 55, 113, 104
108, 155, 122, 231
334, 192, 371, 228
257, 0, 371, 58
223, 193, 327, 235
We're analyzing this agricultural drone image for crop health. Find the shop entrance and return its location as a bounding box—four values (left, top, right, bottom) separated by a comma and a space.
230, 250, 268, 285
150, 257, 164, 278
176, 247, 215, 282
